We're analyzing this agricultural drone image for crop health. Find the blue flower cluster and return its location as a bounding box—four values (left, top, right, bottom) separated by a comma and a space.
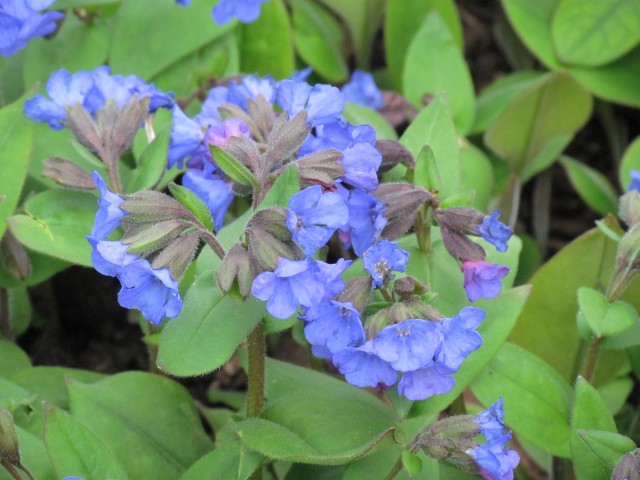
24, 66, 174, 130
86, 173, 182, 325
176, 0, 271, 25
0, 0, 63, 57
469, 398, 520, 480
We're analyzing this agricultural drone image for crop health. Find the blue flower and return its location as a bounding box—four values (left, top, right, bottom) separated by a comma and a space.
212, 0, 270, 24
341, 70, 384, 110
628, 170, 640, 192
87, 238, 182, 325
397, 363, 456, 400
90, 172, 125, 240
302, 300, 365, 354
251, 257, 351, 319
436, 307, 484, 370
373, 319, 442, 372
175, 0, 189, 5
276, 79, 344, 126
467, 400, 520, 480
338, 187, 387, 256
476, 210, 511, 252
286, 186, 349, 256
332, 341, 397, 389
167, 106, 207, 169
182, 163, 234, 232
462, 260, 509, 302
228, 74, 276, 109
0, 0, 63, 57
363, 239, 409, 288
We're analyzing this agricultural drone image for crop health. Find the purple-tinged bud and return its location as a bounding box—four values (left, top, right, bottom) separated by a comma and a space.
619, 190, 640, 226
337, 277, 372, 312
462, 260, 509, 302
373, 183, 431, 241
1, 230, 31, 281
295, 150, 346, 187
375, 140, 415, 173
42, 157, 95, 189
216, 242, 254, 299
612, 449, 640, 480
0, 407, 20, 466
434, 207, 485, 236
607, 222, 640, 302
379, 91, 418, 127
393, 276, 428, 299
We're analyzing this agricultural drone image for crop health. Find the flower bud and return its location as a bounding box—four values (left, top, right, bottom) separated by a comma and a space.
620, 191, 640, 227
1, 230, 31, 281
216, 242, 254, 299
0, 407, 20, 466
373, 183, 431, 240
336, 277, 372, 312
393, 276, 428, 299
296, 149, 346, 187
607, 222, 640, 301
375, 140, 415, 173
42, 157, 95, 189
439, 224, 485, 262
612, 449, 640, 480
433, 207, 485, 236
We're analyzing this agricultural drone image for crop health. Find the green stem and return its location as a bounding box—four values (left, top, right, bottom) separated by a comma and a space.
384, 457, 404, 480
0, 287, 12, 339
580, 336, 601, 384
246, 322, 266, 418
0, 460, 21, 480
147, 323, 160, 374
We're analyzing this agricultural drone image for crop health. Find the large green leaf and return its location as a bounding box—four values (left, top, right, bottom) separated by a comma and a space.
560, 156, 618, 216
23, 15, 110, 86
385, 0, 462, 88
180, 440, 262, 480
484, 72, 593, 182
551, 0, 640, 67
44, 405, 129, 480
400, 94, 459, 199
292, 0, 348, 83
459, 141, 494, 211
110, 0, 233, 80
0, 340, 31, 379
403, 12, 475, 135
410, 286, 531, 417
471, 342, 573, 457
7, 189, 96, 266
576, 430, 636, 472
571, 377, 621, 480
0, 96, 34, 240
68, 372, 212, 480
239, 0, 293, 79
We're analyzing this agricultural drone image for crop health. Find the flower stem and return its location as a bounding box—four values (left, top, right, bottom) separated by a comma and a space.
580, 336, 601, 384
246, 321, 266, 418
384, 458, 404, 480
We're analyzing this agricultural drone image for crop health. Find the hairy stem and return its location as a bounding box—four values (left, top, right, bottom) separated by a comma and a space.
580, 336, 601, 384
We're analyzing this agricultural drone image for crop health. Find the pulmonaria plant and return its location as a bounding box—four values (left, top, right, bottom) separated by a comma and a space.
0, 0, 63, 57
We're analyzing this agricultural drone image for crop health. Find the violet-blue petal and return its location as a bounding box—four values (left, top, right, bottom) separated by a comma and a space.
340, 189, 387, 255
436, 306, 484, 371
87, 238, 137, 278
276, 79, 343, 126
168, 106, 207, 169
333, 341, 397, 389
374, 319, 442, 372
303, 300, 364, 353
228, 74, 276, 108
475, 398, 507, 442
468, 433, 520, 480
363, 239, 409, 289
462, 260, 509, 302
397, 363, 456, 400
212, 0, 270, 24
476, 210, 511, 253
91, 172, 125, 240
0, 0, 63, 57
341, 70, 384, 110
629, 170, 640, 192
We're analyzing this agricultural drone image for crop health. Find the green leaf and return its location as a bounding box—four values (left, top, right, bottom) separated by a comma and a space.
400, 94, 459, 199
292, 0, 348, 83
168, 182, 214, 232
0, 96, 34, 240
551, 0, 640, 67
239, 0, 294, 79
68, 372, 212, 480
179, 440, 262, 480
401, 450, 423, 475
342, 103, 398, 141
210, 145, 259, 188
560, 156, 619, 215
318, 0, 386, 69
577, 287, 637, 337
459, 142, 494, 211
571, 377, 620, 480
259, 165, 300, 210
157, 286, 265, 376
600, 319, 640, 349
0, 341, 31, 379
619, 135, 640, 190
23, 15, 110, 86
344, 445, 438, 480
501, 0, 561, 69
110, 0, 233, 80
403, 12, 475, 135
598, 377, 634, 415
471, 71, 544, 135
411, 286, 530, 417
385, 0, 462, 88
471, 342, 573, 457
124, 128, 170, 193
484, 72, 593, 182
577, 430, 636, 470
10, 367, 103, 410
44, 405, 129, 480
567, 46, 640, 107
413, 145, 441, 192
7, 190, 97, 266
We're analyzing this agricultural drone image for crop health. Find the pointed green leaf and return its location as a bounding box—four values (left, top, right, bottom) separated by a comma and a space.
551, 0, 640, 67
560, 156, 618, 216
167, 182, 214, 232
403, 12, 475, 134
44, 405, 129, 480
577, 287, 637, 337
179, 440, 262, 480
68, 372, 212, 480
0, 341, 31, 379
210, 145, 259, 188
125, 128, 170, 193
577, 430, 636, 469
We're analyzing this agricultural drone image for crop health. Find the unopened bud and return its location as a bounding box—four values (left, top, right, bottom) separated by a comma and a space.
375, 140, 415, 173
439, 224, 485, 262
1, 230, 31, 281
365, 307, 391, 339
607, 222, 640, 301
612, 449, 640, 480
296, 149, 345, 187
380, 91, 417, 127
246, 208, 304, 273
0, 407, 20, 466
337, 277, 372, 312
433, 207, 485, 236
620, 191, 640, 227
373, 183, 431, 240
42, 157, 95, 189
216, 242, 254, 299
393, 276, 428, 299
